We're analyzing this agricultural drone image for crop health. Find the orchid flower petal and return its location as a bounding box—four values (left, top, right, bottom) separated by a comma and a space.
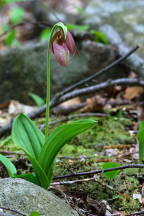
53, 43, 70, 66
66, 32, 76, 54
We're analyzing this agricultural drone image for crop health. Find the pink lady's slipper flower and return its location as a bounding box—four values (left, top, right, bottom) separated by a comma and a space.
50, 30, 76, 66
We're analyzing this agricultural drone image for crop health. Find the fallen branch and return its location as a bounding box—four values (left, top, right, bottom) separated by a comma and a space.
53, 164, 144, 180
0, 77, 144, 137
0, 112, 106, 137
57, 78, 144, 103
100, 25, 144, 77
51, 45, 139, 105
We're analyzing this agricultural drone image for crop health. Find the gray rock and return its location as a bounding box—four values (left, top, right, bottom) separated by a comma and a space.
0, 40, 118, 103
0, 178, 79, 216
82, 0, 144, 57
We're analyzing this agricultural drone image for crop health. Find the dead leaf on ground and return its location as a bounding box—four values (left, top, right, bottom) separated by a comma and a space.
124, 87, 144, 100
81, 95, 106, 113
8, 100, 37, 116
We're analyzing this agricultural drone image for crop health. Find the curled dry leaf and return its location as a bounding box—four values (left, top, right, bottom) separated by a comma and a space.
80, 95, 106, 113
124, 87, 144, 100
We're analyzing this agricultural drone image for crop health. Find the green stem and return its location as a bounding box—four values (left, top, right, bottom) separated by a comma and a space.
45, 48, 51, 138
45, 22, 67, 138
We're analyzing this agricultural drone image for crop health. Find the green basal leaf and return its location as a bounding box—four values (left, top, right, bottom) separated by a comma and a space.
12, 113, 44, 159
29, 92, 45, 107
12, 114, 95, 188
12, 113, 49, 188
138, 121, 144, 161
39, 120, 96, 181
0, 154, 17, 177
102, 162, 121, 179
27, 153, 49, 188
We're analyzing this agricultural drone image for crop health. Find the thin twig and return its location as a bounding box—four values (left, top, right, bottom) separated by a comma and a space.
51, 177, 114, 190
52, 177, 96, 185
51, 45, 139, 105
53, 164, 144, 180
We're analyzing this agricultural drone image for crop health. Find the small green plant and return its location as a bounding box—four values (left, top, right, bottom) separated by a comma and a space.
29, 92, 45, 107
0, 22, 95, 189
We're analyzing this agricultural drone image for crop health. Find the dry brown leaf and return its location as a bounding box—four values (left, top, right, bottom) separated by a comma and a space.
52, 97, 84, 115
104, 144, 131, 150
8, 100, 37, 116
124, 87, 144, 100
0, 110, 11, 127
60, 97, 81, 107
80, 95, 106, 113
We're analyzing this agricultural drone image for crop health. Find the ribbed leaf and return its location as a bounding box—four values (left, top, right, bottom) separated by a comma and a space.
15, 152, 49, 188
12, 113, 44, 159
0, 154, 17, 177
138, 121, 144, 161
12, 114, 49, 188
39, 120, 96, 176
25, 152, 49, 189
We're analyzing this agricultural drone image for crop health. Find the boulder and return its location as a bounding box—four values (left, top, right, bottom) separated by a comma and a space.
0, 178, 78, 216
0, 40, 118, 103
82, 0, 144, 57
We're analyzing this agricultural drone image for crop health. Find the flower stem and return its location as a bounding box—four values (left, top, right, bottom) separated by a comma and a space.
45, 23, 68, 138
45, 48, 51, 138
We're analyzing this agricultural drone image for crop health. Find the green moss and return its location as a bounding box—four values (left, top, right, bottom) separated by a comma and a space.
60, 116, 135, 158
87, 116, 134, 146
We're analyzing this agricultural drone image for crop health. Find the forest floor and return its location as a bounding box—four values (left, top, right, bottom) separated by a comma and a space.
0, 107, 143, 216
